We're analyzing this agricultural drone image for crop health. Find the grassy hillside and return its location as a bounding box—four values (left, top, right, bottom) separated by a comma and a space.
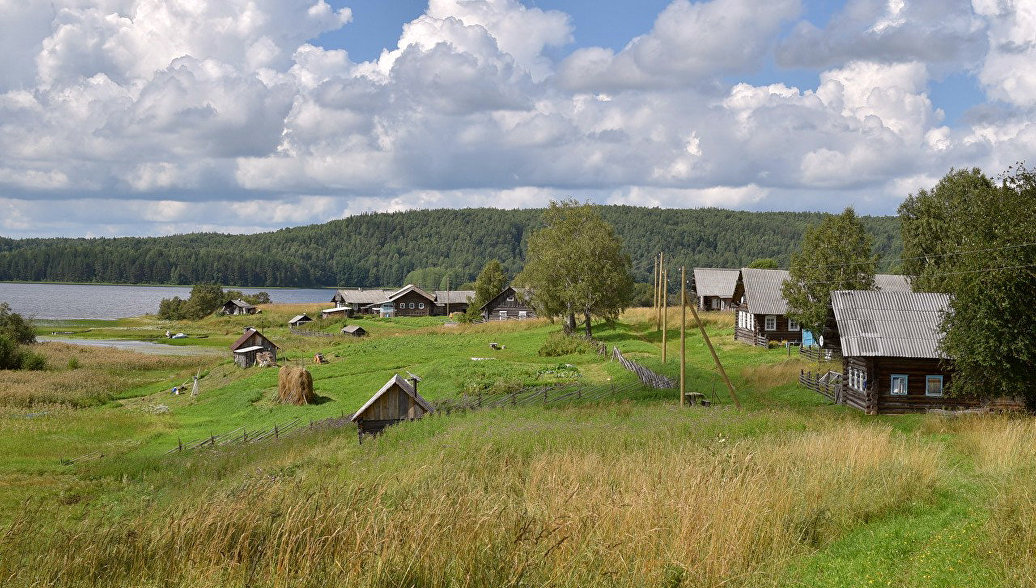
0, 206, 902, 286
2, 307, 1034, 586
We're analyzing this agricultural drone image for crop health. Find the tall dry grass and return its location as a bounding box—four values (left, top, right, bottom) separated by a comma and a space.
0, 342, 213, 408
622, 307, 732, 330
0, 412, 942, 587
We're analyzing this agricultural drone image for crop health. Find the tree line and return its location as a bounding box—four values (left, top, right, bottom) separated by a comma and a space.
0, 207, 902, 288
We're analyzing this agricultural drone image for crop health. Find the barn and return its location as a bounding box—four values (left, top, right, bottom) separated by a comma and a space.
229, 327, 279, 368
288, 314, 312, 328
692, 268, 739, 311
480, 286, 536, 321
220, 299, 257, 315
829, 290, 974, 414
341, 325, 367, 337
351, 374, 434, 437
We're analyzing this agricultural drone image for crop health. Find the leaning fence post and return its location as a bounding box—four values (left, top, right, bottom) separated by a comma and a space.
178, 438, 183, 452
274, 424, 279, 439
210, 433, 215, 447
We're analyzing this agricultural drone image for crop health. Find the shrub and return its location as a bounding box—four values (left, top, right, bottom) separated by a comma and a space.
538, 332, 594, 357
0, 302, 35, 344
19, 351, 46, 371
67, 357, 80, 370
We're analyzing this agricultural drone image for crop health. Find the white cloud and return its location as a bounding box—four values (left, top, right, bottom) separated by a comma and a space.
973, 0, 1036, 107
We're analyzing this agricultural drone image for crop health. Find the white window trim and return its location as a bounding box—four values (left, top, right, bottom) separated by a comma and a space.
506, 295, 515, 302
925, 375, 944, 397
408, 302, 415, 309
764, 315, 776, 331
788, 318, 800, 332
398, 302, 405, 309
890, 374, 908, 396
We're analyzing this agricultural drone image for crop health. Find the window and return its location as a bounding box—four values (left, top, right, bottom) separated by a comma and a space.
518, 311, 527, 319
418, 302, 425, 309
926, 375, 944, 397
398, 302, 405, 309
711, 298, 721, 310
506, 295, 515, 302
788, 318, 800, 331
408, 302, 415, 309
890, 374, 908, 396
764, 315, 776, 331
499, 310, 508, 320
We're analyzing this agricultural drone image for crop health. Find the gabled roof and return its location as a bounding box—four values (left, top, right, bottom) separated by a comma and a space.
333, 289, 395, 305
350, 374, 434, 421
738, 268, 791, 315
874, 274, 912, 292
693, 268, 740, 298
479, 285, 534, 311
386, 284, 436, 303
288, 314, 311, 324
229, 328, 278, 351
434, 290, 475, 305
225, 299, 255, 309
831, 290, 949, 359
342, 325, 366, 334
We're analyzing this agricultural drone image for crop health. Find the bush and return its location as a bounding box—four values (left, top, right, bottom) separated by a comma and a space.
68, 357, 80, 370
19, 351, 46, 371
538, 332, 594, 357
0, 303, 35, 344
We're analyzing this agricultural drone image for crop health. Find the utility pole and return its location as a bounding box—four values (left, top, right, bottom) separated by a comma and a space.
680, 266, 686, 407
661, 266, 668, 363
657, 252, 664, 331
652, 255, 658, 316
688, 301, 741, 409
446, 275, 450, 316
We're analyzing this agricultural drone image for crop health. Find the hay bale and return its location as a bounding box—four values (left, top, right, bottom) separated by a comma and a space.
278, 365, 314, 405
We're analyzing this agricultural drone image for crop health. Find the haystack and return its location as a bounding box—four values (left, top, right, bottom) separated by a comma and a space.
278, 365, 315, 405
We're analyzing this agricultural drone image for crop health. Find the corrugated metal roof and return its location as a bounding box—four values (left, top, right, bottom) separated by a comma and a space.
740, 268, 791, 315
333, 289, 394, 304
693, 268, 740, 298
874, 274, 912, 292
831, 290, 949, 359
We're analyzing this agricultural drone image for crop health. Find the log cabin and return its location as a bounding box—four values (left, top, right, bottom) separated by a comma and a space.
229, 327, 279, 368
434, 290, 476, 315
732, 268, 802, 346
330, 288, 395, 316
220, 299, 257, 315
341, 325, 367, 337
288, 314, 312, 328
829, 290, 974, 414
692, 268, 739, 311
480, 286, 536, 321
351, 374, 434, 437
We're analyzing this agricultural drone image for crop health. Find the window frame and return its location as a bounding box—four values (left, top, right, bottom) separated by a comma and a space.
418, 302, 425, 309
397, 302, 405, 309
764, 315, 776, 331
408, 302, 415, 309
890, 374, 909, 396
925, 375, 944, 397
787, 317, 800, 331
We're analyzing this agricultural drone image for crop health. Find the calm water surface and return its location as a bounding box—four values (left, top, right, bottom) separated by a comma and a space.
0, 283, 334, 320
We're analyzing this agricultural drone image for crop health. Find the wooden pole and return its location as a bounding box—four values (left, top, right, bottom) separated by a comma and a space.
446, 275, 450, 316
688, 301, 741, 409
652, 255, 658, 316
661, 266, 668, 363
657, 252, 664, 331
680, 266, 686, 407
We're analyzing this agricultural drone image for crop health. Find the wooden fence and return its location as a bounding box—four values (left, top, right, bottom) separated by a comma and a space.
799, 369, 842, 402
290, 327, 334, 338
799, 345, 841, 362
612, 347, 676, 389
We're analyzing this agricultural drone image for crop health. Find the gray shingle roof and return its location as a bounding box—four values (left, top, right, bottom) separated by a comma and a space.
831, 290, 949, 359
434, 290, 475, 305
739, 268, 791, 315
693, 268, 740, 298
333, 289, 395, 305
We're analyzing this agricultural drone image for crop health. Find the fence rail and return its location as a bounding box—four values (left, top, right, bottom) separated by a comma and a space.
290, 327, 334, 337
799, 369, 842, 401
612, 347, 676, 389
799, 345, 841, 362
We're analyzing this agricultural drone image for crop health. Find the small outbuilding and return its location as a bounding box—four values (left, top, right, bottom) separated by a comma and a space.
351, 374, 434, 437
220, 299, 258, 315
229, 327, 279, 368
480, 286, 536, 321
341, 325, 367, 337
692, 268, 739, 311
288, 314, 313, 328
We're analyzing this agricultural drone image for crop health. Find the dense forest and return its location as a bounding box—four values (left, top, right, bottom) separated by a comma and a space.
0, 207, 902, 287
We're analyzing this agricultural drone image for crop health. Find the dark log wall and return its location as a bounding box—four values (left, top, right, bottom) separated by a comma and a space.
483, 288, 536, 320
391, 291, 436, 316
841, 356, 973, 414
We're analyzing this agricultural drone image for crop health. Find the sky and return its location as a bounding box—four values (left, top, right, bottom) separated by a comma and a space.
0, 0, 1033, 238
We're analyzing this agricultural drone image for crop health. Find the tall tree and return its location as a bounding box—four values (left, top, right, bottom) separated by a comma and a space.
783, 208, 877, 334
468, 260, 509, 319
899, 168, 995, 293
515, 201, 634, 337
906, 166, 1036, 405
0, 302, 35, 344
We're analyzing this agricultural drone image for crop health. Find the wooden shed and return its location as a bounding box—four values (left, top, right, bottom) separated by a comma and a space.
732, 268, 802, 346
829, 290, 974, 414
288, 314, 312, 328
692, 268, 739, 311
341, 325, 367, 337
480, 286, 536, 321
351, 374, 434, 437
220, 299, 257, 315
229, 327, 279, 368
434, 290, 476, 315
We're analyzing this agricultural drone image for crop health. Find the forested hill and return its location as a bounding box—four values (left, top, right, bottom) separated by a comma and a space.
0, 207, 901, 287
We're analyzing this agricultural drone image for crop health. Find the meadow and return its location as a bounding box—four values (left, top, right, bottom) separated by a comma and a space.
1, 306, 1034, 586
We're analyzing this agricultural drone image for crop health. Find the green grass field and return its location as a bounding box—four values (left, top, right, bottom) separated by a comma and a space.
2, 306, 1035, 587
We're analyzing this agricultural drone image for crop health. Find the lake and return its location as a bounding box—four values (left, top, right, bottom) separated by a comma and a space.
0, 283, 335, 320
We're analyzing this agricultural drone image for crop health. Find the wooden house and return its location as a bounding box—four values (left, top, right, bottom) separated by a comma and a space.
692, 268, 739, 311
434, 290, 476, 315
802, 273, 913, 347
829, 290, 973, 414
288, 314, 312, 328
732, 268, 802, 346
341, 325, 367, 337
330, 288, 394, 316
220, 299, 257, 315
480, 286, 536, 321
365, 285, 438, 317
229, 327, 278, 368
350, 374, 434, 437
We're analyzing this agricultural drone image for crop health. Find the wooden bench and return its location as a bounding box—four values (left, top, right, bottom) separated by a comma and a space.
684, 392, 707, 406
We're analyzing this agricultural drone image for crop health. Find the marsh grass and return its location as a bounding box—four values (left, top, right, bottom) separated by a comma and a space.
0, 407, 943, 587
